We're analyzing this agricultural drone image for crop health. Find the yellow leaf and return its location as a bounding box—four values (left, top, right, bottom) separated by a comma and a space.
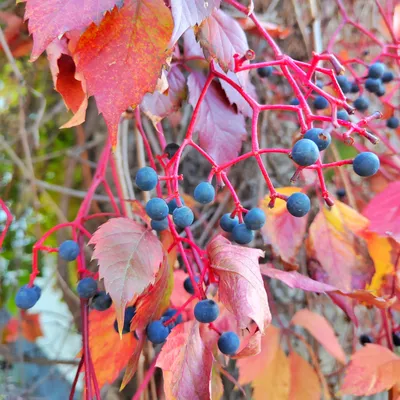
211, 362, 224, 400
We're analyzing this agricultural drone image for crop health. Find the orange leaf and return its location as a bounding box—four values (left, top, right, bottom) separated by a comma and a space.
74, 0, 173, 146
5, 313, 43, 343
236, 17, 291, 39
291, 309, 346, 364
341, 344, 400, 396
289, 352, 321, 400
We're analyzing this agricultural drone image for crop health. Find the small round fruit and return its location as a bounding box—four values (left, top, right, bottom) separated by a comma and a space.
336, 75, 351, 93
392, 332, 400, 347
135, 167, 158, 191
219, 213, 239, 232
365, 78, 381, 93
375, 84, 385, 97
194, 182, 215, 204
194, 299, 219, 323
290, 98, 300, 106
368, 62, 385, 79
218, 331, 240, 355
313, 95, 329, 110
291, 139, 320, 166
151, 218, 169, 232
353, 152, 380, 177
359, 334, 373, 346
167, 196, 185, 214
257, 66, 273, 78
145, 198, 169, 221
387, 116, 399, 129
232, 223, 254, 244
336, 188, 346, 199
15, 285, 40, 310
115, 306, 137, 334
286, 193, 311, 218
147, 320, 170, 344
337, 110, 349, 121
172, 206, 194, 228
350, 82, 360, 93
382, 71, 394, 83
164, 143, 180, 159
92, 291, 112, 311
353, 96, 369, 112
303, 128, 331, 151
162, 309, 183, 327
76, 277, 98, 299
244, 208, 266, 230
183, 276, 200, 295
59, 240, 80, 261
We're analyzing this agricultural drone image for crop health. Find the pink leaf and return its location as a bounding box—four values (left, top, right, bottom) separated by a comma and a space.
183, 29, 205, 59
169, 0, 221, 45
157, 321, 213, 400
89, 217, 164, 333
196, 9, 248, 71
207, 235, 271, 333
233, 330, 262, 359
291, 309, 346, 364
362, 181, 400, 243
187, 72, 247, 165
24, 0, 120, 61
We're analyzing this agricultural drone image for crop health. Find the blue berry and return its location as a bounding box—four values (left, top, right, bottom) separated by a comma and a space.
232, 223, 254, 244
194, 182, 215, 204
147, 319, 170, 344
291, 139, 319, 166
365, 78, 381, 93
337, 110, 349, 121
15, 284, 40, 310
368, 62, 385, 79
183, 276, 200, 295
172, 206, 194, 228
218, 331, 240, 355
353, 152, 380, 177
359, 334, 373, 346
387, 117, 399, 129
146, 198, 169, 221
114, 306, 137, 334
350, 82, 360, 93
151, 218, 169, 232
164, 143, 180, 159
376, 84, 386, 97
336, 75, 351, 93
135, 167, 158, 191
76, 277, 98, 299
59, 240, 80, 261
313, 95, 329, 110
194, 299, 219, 323
257, 66, 272, 78
382, 71, 394, 83
336, 188, 346, 198
315, 80, 324, 89
92, 291, 112, 311
167, 196, 185, 214
286, 193, 311, 218
290, 98, 300, 106
303, 128, 331, 151
219, 213, 239, 232
244, 208, 266, 230
354, 96, 369, 112
392, 332, 400, 347
162, 309, 183, 328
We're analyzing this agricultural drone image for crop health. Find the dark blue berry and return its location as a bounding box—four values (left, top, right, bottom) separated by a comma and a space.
151, 218, 169, 232
365, 78, 381, 93
218, 331, 240, 355
336, 188, 346, 198
336, 75, 351, 93
76, 277, 98, 299
164, 143, 180, 159
183, 276, 200, 295
114, 306, 137, 334
15, 285, 40, 310
194, 299, 219, 323
313, 95, 329, 110
32, 285, 41, 300
375, 84, 385, 97
232, 223, 254, 244
290, 98, 300, 106
392, 332, 400, 347
387, 117, 399, 129
286, 193, 311, 218
172, 206, 194, 228
303, 128, 331, 151
146, 198, 169, 221
257, 66, 273, 78
350, 82, 360, 93
135, 167, 158, 191
162, 309, 183, 328
368, 62, 385, 79
291, 139, 319, 166
337, 110, 349, 121
315, 80, 324, 89
194, 182, 215, 204
353, 96, 369, 112
168, 196, 185, 214
219, 213, 239, 232
59, 240, 80, 261
92, 291, 112, 311
147, 319, 170, 344
382, 71, 394, 83
244, 208, 266, 230
353, 152, 380, 177
359, 334, 373, 346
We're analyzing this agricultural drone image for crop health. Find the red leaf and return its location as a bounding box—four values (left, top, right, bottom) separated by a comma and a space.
156, 321, 213, 400
363, 181, 400, 243
341, 344, 400, 396
196, 9, 248, 71
120, 334, 146, 389
233, 329, 262, 359
208, 235, 271, 333
170, 0, 221, 45
89, 217, 164, 334
187, 72, 247, 165
291, 309, 346, 364
5, 313, 43, 343
24, 0, 120, 61
74, 0, 173, 146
